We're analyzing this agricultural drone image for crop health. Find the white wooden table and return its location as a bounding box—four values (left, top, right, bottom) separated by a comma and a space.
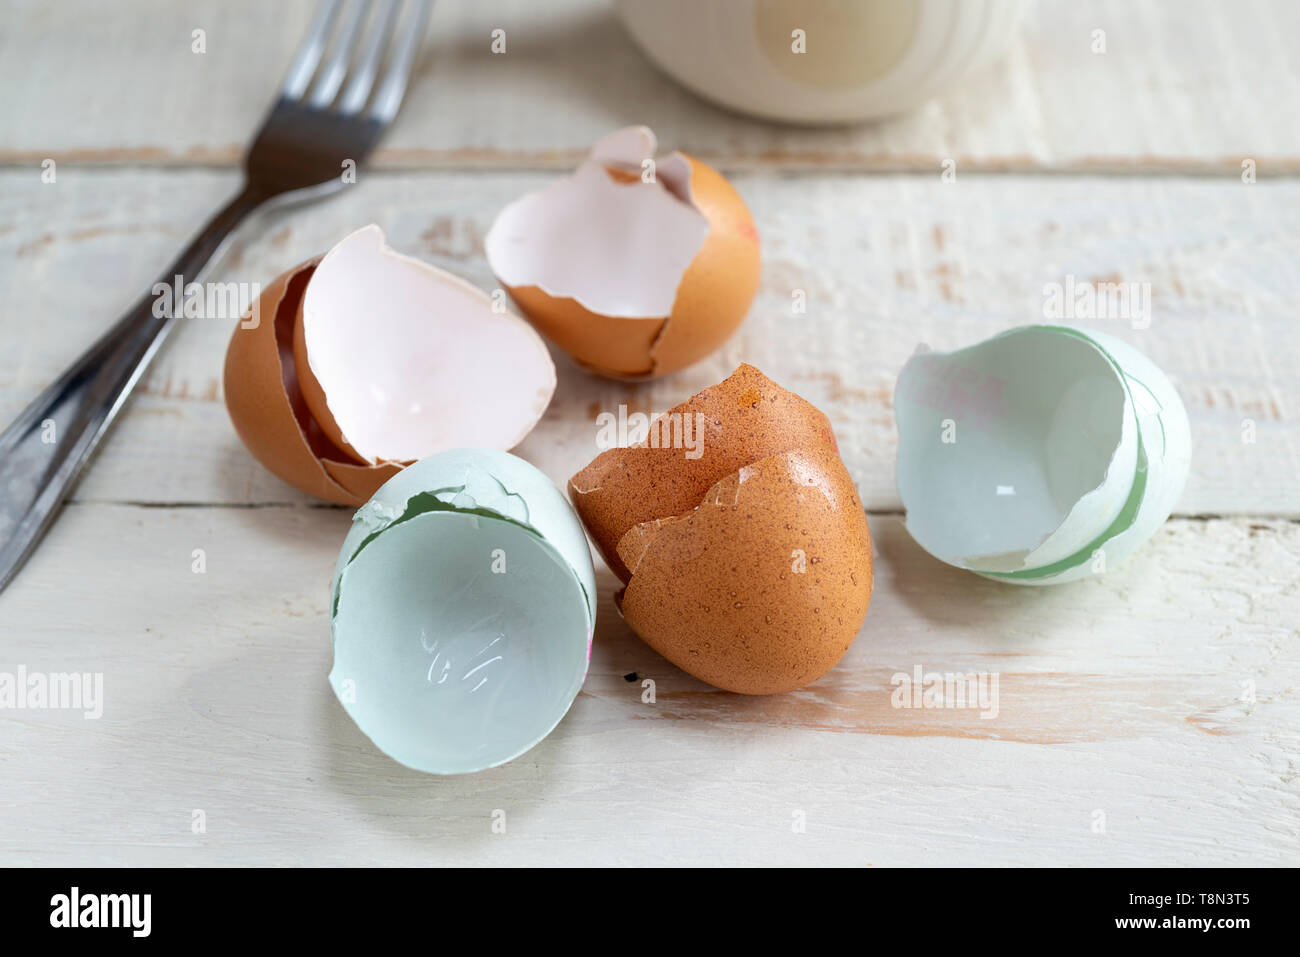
1, 0, 1297, 866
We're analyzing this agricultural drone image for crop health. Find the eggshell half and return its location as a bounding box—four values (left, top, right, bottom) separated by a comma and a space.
485, 125, 760, 379
569, 363, 839, 581
223, 226, 556, 503
894, 324, 1191, 584
617, 447, 873, 695
330, 449, 596, 775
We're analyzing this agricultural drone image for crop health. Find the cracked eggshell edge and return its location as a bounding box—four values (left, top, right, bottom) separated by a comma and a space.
330, 448, 597, 635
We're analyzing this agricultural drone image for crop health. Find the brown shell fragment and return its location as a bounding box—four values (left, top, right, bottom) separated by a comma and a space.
570, 364, 873, 694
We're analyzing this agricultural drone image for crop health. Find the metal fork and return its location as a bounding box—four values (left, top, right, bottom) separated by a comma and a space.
0, 0, 432, 595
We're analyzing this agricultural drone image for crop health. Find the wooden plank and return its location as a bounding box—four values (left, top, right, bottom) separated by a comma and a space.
2, 168, 1295, 514
0, 504, 1294, 866
2, 0, 1298, 173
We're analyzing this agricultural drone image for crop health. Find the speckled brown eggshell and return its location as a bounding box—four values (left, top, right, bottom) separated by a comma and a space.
569, 363, 839, 582
615, 446, 873, 695
222, 259, 401, 505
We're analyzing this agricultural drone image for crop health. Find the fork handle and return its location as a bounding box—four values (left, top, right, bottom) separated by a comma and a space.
0, 184, 268, 592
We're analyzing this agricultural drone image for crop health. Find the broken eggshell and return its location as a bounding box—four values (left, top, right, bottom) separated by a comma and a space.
484, 125, 760, 380
571, 362, 840, 582
223, 225, 556, 505
894, 325, 1191, 584
571, 364, 872, 694
329, 448, 596, 774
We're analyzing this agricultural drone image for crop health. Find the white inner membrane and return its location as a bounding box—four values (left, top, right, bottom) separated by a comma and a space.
483, 126, 709, 318
302, 225, 554, 464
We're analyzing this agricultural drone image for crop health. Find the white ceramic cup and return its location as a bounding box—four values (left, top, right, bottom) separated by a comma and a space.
616, 0, 1027, 124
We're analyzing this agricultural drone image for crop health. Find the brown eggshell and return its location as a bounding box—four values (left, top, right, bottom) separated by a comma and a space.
222, 259, 401, 505
290, 295, 366, 464
615, 447, 873, 695
569, 363, 839, 581
502, 155, 760, 380
501, 287, 665, 378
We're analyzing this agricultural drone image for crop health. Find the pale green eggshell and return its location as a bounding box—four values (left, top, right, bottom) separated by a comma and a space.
895, 325, 1191, 585
329, 449, 596, 774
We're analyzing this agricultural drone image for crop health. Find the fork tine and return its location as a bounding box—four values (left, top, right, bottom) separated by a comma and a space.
366, 0, 432, 123
281, 0, 344, 99
337, 0, 402, 115
308, 0, 371, 108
